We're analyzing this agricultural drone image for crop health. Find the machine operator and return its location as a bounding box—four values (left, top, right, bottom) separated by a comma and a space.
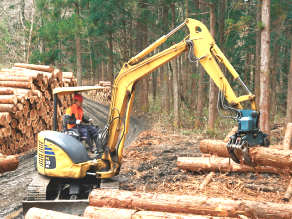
64, 94, 104, 153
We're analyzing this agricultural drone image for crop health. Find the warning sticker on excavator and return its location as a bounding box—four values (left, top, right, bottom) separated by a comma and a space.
45, 156, 56, 169
44, 145, 56, 169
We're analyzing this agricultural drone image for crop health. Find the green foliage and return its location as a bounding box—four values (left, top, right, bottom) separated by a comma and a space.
256, 21, 265, 30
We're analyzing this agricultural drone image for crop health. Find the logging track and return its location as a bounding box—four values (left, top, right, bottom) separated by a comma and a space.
0, 97, 147, 219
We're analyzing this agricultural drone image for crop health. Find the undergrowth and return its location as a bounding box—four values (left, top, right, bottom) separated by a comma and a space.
146, 94, 286, 141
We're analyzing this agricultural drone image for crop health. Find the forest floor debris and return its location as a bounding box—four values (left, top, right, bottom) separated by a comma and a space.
119, 116, 289, 204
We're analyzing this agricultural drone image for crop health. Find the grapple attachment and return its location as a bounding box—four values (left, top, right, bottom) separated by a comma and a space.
226, 109, 270, 166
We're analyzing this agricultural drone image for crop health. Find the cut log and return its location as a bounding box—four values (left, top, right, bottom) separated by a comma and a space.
30, 109, 37, 120
16, 95, 26, 104
5, 69, 43, 80
0, 112, 12, 123
0, 87, 15, 95
199, 139, 292, 169
15, 88, 33, 98
283, 179, 292, 202
23, 105, 29, 115
0, 104, 17, 113
0, 155, 18, 174
6, 126, 11, 135
0, 76, 32, 83
11, 129, 16, 136
32, 90, 42, 97
12, 111, 23, 119
0, 68, 16, 72
199, 171, 216, 190
62, 72, 73, 79
177, 157, 291, 174
14, 63, 53, 72
89, 189, 292, 218
0, 95, 17, 104
16, 133, 21, 140
53, 69, 62, 81
24, 207, 87, 219
0, 81, 31, 88
83, 206, 235, 219
0, 113, 7, 125
283, 123, 292, 150
0, 128, 8, 137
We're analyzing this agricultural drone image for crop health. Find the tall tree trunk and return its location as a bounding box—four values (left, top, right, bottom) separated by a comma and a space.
181, 0, 189, 105
190, 64, 197, 114
26, 0, 35, 64
171, 2, 179, 126
129, 17, 133, 59
255, 0, 262, 108
136, 2, 143, 110
20, 0, 26, 62
142, 3, 149, 113
153, 70, 157, 101
286, 42, 292, 123
207, 2, 217, 131
161, 5, 170, 114
270, 44, 278, 124
243, 49, 251, 108
122, 0, 128, 62
74, 2, 82, 86
40, 9, 45, 56
108, 20, 114, 83
88, 40, 93, 85
260, 0, 270, 137
218, 0, 226, 77
195, 0, 205, 128
101, 59, 105, 81
160, 65, 165, 113
219, 0, 225, 46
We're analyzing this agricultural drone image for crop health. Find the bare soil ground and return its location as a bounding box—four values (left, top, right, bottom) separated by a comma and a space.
119, 119, 289, 205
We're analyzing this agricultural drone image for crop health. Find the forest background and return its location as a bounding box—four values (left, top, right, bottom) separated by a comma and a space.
0, 0, 291, 141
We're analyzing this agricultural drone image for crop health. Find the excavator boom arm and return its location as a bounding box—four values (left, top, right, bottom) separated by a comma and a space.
96, 18, 257, 178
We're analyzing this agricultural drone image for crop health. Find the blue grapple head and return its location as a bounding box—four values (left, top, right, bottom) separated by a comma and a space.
227, 109, 269, 167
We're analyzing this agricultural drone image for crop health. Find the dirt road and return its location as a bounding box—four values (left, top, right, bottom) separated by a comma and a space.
0, 97, 146, 219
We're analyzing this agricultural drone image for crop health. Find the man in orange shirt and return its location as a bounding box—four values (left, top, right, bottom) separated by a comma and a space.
64, 94, 103, 153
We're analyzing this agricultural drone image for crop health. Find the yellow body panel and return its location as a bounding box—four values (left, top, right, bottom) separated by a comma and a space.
37, 132, 94, 179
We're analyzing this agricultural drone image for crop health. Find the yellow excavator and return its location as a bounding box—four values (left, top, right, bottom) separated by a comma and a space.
23, 18, 269, 214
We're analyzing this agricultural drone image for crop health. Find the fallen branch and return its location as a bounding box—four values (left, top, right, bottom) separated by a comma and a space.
199, 171, 216, 190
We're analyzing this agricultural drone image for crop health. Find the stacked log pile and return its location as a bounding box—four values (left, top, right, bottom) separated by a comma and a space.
0, 63, 77, 156
87, 81, 111, 102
